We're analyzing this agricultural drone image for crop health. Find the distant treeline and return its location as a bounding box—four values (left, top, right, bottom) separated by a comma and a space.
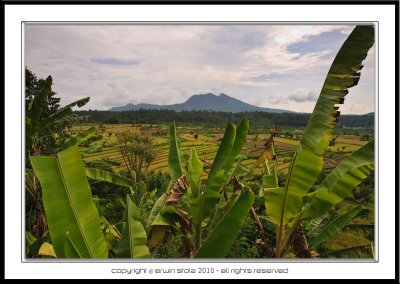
74, 109, 374, 128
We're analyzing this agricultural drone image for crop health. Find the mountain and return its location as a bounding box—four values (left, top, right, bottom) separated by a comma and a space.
109, 93, 290, 113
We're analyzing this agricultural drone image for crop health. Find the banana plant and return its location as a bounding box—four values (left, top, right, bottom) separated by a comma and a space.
25, 74, 90, 155
262, 25, 375, 257
308, 205, 366, 250
146, 118, 254, 258
25, 74, 90, 240
116, 195, 151, 258
30, 147, 108, 258
32, 142, 160, 258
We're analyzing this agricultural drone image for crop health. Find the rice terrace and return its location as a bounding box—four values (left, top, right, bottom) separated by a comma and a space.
25, 24, 375, 259
76, 122, 371, 177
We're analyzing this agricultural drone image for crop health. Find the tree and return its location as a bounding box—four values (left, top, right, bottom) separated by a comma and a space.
25, 69, 90, 238
117, 132, 156, 182
261, 25, 375, 258
26, 68, 60, 115
25, 67, 89, 157
25, 67, 61, 156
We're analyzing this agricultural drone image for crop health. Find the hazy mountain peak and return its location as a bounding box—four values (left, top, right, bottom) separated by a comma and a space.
109, 93, 290, 113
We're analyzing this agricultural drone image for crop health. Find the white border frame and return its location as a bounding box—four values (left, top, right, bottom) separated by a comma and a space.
5, 4, 396, 279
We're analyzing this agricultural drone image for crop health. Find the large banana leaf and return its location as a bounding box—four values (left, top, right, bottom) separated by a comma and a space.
271, 140, 374, 256
264, 188, 304, 226
301, 26, 374, 156
267, 26, 374, 227
42, 97, 90, 130
117, 195, 151, 258
146, 193, 170, 249
168, 122, 184, 181
302, 140, 374, 219
309, 205, 365, 249
195, 188, 254, 258
205, 122, 236, 197
85, 167, 135, 188
273, 140, 373, 254
64, 232, 82, 258
222, 118, 249, 176
188, 148, 204, 224
58, 127, 96, 151
188, 148, 203, 199
193, 118, 249, 223
30, 147, 108, 258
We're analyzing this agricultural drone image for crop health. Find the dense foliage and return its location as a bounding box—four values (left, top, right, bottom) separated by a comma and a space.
25, 26, 375, 259
75, 109, 374, 129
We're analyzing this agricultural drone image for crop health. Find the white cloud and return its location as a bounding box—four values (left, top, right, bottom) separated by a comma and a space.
24, 24, 374, 114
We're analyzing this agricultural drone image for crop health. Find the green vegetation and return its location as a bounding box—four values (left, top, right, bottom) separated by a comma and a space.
25, 25, 375, 259
75, 109, 374, 129
263, 25, 375, 258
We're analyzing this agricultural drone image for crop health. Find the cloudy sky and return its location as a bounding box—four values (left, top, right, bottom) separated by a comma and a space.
24, 24, 375, 114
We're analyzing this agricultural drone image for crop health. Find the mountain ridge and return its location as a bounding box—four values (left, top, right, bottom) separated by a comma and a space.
108, 93, 291, 113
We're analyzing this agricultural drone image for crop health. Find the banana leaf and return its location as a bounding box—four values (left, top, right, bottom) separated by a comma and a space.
146, 193, 169, 249
117, 195, 151, 258
26, 76, 53, 149
194, 118, 249, 223
188, 148, 203, 224
321, 244, 371, 258
188, 148, 203, 199
59, 97, 90, 110
40, 97, 90, 131
266, 25, 374, 228
30, 147, 108, 258
222, 118, 249, 176
302, 140, 374, 219
204, 122, 236, 198
264, 187, 307, 226
195, 188, 254, 258
85, 167, 135, 188
80, 144, 103, 156
64, 232, 82, 258
168, 122, 184, 181
343, 223, 374, 234
58, 127, 96, 151
309, 205, 365, 249
146, 193, 167, 233
151, 205, 183, 226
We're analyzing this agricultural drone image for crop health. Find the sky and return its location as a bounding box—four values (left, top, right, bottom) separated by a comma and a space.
24, 24, 375, 114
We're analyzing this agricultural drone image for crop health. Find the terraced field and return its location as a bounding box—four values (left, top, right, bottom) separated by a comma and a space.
70, 124, 369, 178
